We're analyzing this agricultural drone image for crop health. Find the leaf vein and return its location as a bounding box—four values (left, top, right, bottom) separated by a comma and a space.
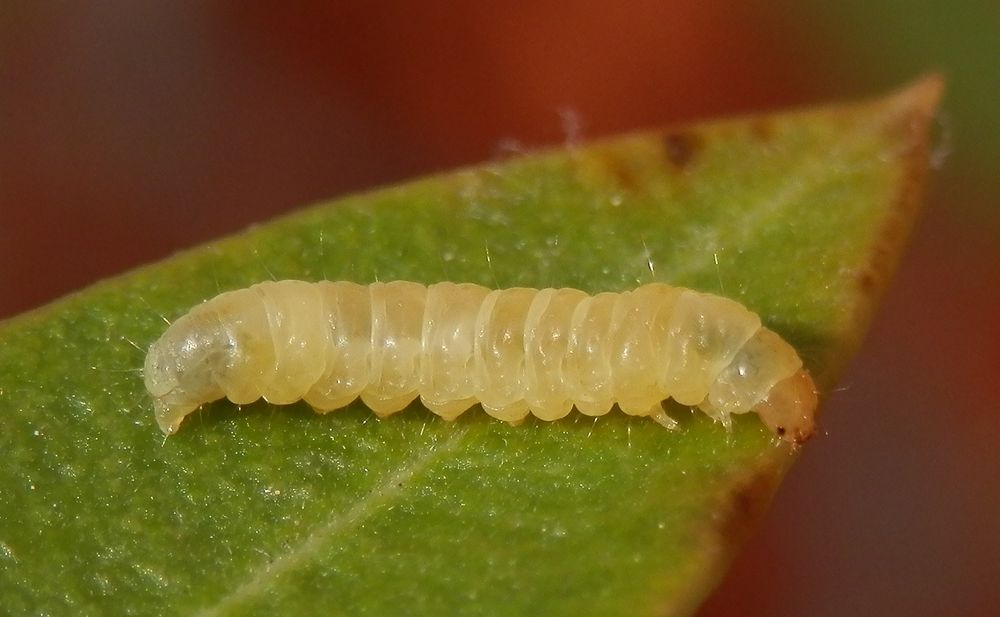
192, 427, 470, 617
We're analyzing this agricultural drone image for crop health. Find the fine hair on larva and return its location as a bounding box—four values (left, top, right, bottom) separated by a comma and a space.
144, 280, 818, 444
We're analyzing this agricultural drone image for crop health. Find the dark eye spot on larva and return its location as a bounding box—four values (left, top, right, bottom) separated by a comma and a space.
663, 131, 701, 170
776, 426, 786, 437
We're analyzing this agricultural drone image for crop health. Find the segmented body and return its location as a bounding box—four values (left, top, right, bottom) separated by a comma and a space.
144, 281, 817, 443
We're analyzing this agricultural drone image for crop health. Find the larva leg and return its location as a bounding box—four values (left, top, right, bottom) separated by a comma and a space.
695, 398, 735, 433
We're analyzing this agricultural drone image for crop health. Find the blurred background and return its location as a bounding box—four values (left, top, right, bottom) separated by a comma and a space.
1, 2, 996, 615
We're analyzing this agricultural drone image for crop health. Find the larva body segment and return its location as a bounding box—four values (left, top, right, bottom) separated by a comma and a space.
144, 280, 817, 444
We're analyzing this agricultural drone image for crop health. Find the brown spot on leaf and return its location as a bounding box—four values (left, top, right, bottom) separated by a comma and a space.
600, 154, 642, 193
856, 268, 877, 295
663, 131, 701, 170
713, 465, 784, 549
750, 118, 776, 142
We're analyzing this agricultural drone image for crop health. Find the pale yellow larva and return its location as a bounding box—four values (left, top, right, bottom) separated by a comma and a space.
144, 280, 817, 444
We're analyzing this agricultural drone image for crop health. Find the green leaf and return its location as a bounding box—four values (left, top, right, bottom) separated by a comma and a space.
0, 76, 940, 616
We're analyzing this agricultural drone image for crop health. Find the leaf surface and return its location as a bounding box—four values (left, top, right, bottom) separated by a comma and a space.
0, 77, 941, 616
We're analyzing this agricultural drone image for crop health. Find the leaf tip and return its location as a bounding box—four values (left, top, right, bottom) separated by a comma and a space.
893, 72, 945, 114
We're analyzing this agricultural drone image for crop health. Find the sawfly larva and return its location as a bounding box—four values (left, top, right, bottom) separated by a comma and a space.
144, 281, 817, 444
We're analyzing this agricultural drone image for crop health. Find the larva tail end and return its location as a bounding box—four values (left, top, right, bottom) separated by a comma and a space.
755, 370, 818, 446
153, 399, 195, 436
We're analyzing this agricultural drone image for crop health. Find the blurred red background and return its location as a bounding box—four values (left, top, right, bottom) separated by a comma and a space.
2, 2, 997, 615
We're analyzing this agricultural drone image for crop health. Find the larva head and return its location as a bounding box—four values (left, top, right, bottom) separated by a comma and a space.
143, 312, 229, 435
755, 369, 818, 446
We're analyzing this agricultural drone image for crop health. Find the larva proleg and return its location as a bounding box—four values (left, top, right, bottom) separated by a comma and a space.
144, 281, 817, 444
